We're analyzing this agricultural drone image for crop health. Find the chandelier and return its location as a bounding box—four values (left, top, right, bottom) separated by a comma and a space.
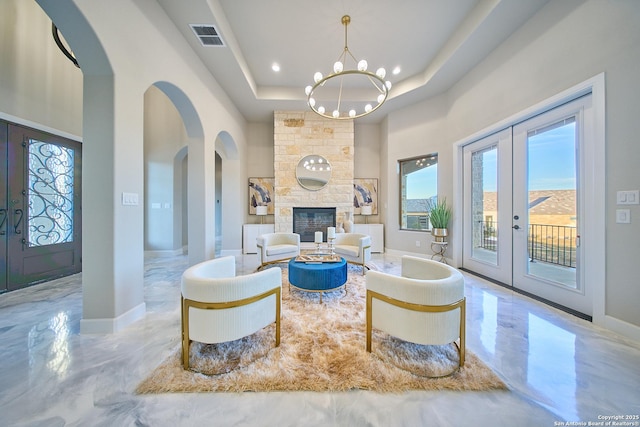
305, 15, 392, 120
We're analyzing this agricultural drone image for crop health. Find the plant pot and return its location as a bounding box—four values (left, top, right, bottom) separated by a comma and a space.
431, 228, 448, 242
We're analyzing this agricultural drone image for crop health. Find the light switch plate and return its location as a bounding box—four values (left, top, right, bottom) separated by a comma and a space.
617, 190, 639, 205
616, 209, 631, 224
122, 192, 139, 206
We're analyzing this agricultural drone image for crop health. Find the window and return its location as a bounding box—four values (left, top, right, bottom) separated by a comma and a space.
399, 154, 438, 231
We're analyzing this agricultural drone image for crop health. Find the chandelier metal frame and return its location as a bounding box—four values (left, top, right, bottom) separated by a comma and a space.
305, 15, 391, 120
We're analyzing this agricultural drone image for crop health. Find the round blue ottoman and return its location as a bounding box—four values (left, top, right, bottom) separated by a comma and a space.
288, 257, 347, 302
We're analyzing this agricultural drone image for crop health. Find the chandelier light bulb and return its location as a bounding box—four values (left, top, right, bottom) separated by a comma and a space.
314, 72, 323, 83
349, 109, 356, 118
309, 97, 316, 107
305, 85, 312, 95
377, 94, 385, 104
365, 104, 373, 113
376, 68, 386, 79
333, 61, 343, 74
385, 81, 392, 90
332, 110, 340, 118
318, 106, 325, 114
357, 59, 368, 72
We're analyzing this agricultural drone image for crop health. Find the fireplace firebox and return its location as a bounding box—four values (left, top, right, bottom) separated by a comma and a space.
293, 207, 336, 242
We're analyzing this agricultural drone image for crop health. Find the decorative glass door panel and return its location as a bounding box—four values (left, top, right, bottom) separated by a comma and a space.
28, 140, 75, 247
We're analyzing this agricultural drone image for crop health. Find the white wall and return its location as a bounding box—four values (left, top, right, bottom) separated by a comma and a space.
354, 123, 382, 225
383, 0, 640, 330
0, 0, 82, 136
35, 0, 248, 332
144, 86, 188, 251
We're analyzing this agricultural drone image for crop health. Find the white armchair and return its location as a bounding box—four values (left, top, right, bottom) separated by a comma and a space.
333, 233, 371, 275
365, 255, 466, 372
181, 256, 281, 370
256, 232, 300, 270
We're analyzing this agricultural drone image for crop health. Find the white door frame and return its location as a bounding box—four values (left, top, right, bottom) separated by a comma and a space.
452, 74, 605, 326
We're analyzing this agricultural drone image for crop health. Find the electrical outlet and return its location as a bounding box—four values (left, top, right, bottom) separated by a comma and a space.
616, 209, 631, 224
416, 240, 421, 247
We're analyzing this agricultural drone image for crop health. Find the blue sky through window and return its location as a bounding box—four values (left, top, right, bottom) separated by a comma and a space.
406, 122, 575, 199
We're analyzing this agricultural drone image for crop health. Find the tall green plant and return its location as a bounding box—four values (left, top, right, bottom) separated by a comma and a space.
427, 198, 452, 229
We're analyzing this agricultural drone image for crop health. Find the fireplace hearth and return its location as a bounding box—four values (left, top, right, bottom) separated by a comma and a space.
293, 207, 336, 242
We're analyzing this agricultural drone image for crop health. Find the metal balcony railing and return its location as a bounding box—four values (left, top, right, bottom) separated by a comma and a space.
478, 221, 577, 268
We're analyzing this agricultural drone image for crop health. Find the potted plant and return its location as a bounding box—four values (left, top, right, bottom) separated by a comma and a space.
427, 198, 452, 241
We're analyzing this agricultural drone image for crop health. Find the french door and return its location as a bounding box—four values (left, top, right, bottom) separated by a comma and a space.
1, 121, 82, 293
463, 95, 592, 316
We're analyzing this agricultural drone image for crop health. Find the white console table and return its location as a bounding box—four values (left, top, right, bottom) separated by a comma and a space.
243, 224, 274, 254
352, 223, 384, 253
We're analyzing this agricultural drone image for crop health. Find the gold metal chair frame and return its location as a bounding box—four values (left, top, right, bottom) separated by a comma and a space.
256, 243, 296, 271
181, 286, 281, 370
340, 244, 371, 275
366, 289, 466, 377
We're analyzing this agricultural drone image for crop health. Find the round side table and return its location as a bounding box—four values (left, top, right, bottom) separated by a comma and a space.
430, 241, 449, 264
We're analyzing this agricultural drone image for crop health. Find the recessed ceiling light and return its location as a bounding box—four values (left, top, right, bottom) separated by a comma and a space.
392, 66, 401, 75
272, 63, 280, 72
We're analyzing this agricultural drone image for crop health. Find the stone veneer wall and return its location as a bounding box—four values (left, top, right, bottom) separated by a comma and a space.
274, 111, 354, 233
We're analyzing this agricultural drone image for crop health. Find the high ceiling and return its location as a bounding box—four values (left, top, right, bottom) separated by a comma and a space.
155, 0, 549, 124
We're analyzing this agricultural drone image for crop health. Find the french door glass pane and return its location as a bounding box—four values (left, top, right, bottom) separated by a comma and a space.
471, 145, 498, 264
526, 119, 577, 288
28, 140, 75, 247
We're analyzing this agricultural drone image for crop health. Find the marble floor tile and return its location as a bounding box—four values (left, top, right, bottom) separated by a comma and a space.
0, 253, 639, 426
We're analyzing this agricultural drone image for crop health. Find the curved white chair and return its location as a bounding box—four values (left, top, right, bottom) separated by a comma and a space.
333, 233, 371, 275
181, 256, 281, 370
365, 255, 466, 372
256, 232, 300, 270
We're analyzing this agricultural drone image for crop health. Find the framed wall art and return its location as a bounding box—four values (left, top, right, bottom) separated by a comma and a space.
353, 178, 378, 215
249, 177, 275, 214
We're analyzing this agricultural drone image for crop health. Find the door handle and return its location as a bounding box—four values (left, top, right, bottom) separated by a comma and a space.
0, 208, 6, 235
512, 225, 520, 230
14, 208, 23, 234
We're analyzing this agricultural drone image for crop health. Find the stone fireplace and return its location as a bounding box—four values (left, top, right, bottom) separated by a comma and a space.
293, 207, 336, 242
273, 111, 354, 233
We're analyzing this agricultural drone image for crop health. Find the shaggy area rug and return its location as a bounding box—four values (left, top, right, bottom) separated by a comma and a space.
136, 264, 507, 393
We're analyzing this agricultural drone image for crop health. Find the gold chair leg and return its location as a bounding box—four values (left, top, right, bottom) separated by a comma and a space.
181, 296, 190, 370
459, 298, 466, 367
275, 288, 281, 347
366, 290, 373, 352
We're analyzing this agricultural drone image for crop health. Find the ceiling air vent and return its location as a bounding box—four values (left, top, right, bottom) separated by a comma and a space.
190, 24, 225, 47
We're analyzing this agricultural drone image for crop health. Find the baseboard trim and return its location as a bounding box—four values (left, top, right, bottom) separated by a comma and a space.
221, 249, 242, 257
80, 302, 146, 334
600, 315, 640, 344
384, 248, 451, 265
144, 248, 184, 257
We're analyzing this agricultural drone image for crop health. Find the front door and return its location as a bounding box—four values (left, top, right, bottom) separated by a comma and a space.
1, 121, 82, 292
